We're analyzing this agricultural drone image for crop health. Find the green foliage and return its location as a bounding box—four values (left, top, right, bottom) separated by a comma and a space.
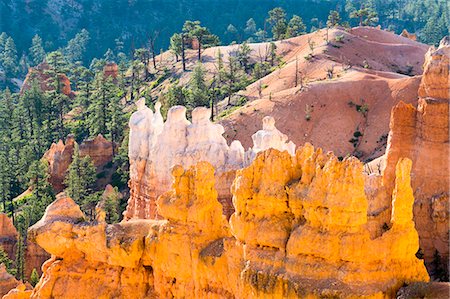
327, 10, 341, 27
64, 29, 91, 63
0, 247, 16, 276
286, 15, 306, 38
169, 33, 182, 61
0, 35, 18, 79
267, 7, 288, 40
64, 143, 97, 216
29, 35, 46, 66
30, 268, 40, 286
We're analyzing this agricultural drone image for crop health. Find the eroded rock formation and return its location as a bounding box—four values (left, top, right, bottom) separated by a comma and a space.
20, 62, 73, 98
382, 37, 449, 278
0, 265, 20, 298
43, 134, 115, 192
23, 144, 428, 298
0, 214, 18, 261
125, 101, 295, 220
0, 214, 49, 281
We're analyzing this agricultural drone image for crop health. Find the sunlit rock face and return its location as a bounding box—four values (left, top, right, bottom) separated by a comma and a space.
0, 213, 49, 281
0, 262, 20, 297
383, 37, 449, 278
43, 134, 115, 192
24, 146, 428, 299
125, 100, 295, 220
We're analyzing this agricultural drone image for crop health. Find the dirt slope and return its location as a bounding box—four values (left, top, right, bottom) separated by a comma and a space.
217, 27, 429, 161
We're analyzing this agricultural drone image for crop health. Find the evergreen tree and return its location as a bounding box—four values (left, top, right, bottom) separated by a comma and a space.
1, 36, 18, 79
327, 10, 341, 28
169, 33, 182, 62
188, 63, 208, 108
30, 268, 39, 286
286, 15, 306, 38
64, 143, 97, 210
183, 20, 220, 61
64, 29, 90, 63
29, 35, 46, 66
267, 7, 287, 40
87, 74, 115, 137
0, 247, 15, 276
45, 51, 70, 140
25, 159, 54, 225
244, 18, 257, 37
106, 86, 126, 156
237, 42, 252, 72
226, 24, 239, 42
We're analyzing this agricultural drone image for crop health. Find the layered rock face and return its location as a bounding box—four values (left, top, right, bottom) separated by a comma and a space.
382, 37, 449, 278
24, 144, 428, 298
0, 214, 49, 280
0, 265, 20, 298
0, 213, 18, 261
125, 100, 294, 220
43, 134, 115, 192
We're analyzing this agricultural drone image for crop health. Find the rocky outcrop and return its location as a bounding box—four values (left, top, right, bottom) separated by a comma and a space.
400, 29, 417, 41
43, 134, 115, 192
43, 136, 76, 192
0, 214, 18, 261
23, 144, 428, 298
125, 100, 296, 220
0, 213, 49, 283
0, 264, 19, 298
2, 283, 33, 299
382, 37, 449, 279
20, 62, 73, 98
103, 62, 119, 79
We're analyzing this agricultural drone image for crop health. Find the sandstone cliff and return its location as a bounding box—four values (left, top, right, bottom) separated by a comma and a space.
382, 37, 449, 279
0, 265, 19, 298
23, 145, 428, 298
0, 214, 49, 282
125, 101, 294, 220
43, 134, 115, 192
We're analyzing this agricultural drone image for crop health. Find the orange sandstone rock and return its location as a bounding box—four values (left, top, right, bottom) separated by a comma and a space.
383, 37, 449, 278
0, 264, 19, 298
43, 134, 115, 192
26, 146, 428, 298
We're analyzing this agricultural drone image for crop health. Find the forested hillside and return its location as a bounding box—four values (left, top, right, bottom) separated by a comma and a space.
1, 0, 448, 63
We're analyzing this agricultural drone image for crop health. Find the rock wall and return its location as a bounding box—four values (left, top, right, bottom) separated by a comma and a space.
43, 134, 115, 192
382, 37, 449, 278
0, 214, 49, 281
0, 265, 20, 298
24, 145, 428, 298
125, 101, 295, 220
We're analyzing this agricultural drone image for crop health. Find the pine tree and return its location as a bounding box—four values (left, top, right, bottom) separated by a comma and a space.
188, 63, 208, 108
183, 20, 220, 61
0, 247, 15, 276
29, 35, 46, 66
2, 37, 18, 78
25, 159, 54, 225
64, 143, 97, 210
169, 33, 182, 62
267, 7, 287, 40
45, 51, 70, 140
286, 15, 306, 38
327, 10, 341, 28
106, 86, 126, 156
244, 18, 257, 37
64, 29, 90, 63
30, 268, 39, 286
